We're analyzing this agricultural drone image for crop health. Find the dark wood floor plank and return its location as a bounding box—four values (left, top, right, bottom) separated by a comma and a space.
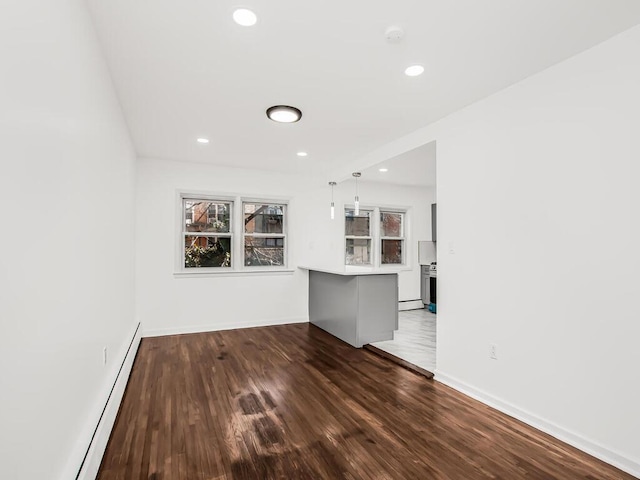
98, 323, 635, 480
363, 344, 435, 379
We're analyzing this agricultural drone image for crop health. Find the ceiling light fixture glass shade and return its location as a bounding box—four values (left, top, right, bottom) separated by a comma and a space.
329, 181, 337, 220
405, 65, 425, 77
197, 138, 210, 144
266, 105, 302, 123
233, 8, 257, 26
352, 172, 361, 216
297, 151, 308, 157
379, 168, 388, 172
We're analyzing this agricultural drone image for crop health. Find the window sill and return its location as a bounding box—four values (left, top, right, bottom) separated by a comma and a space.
174, 268, 296, 278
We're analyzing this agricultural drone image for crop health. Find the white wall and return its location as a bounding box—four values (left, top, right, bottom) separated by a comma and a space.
136, 158, 312, 335
344, 24, 640, 475
136, 159, 434, 336
4, 0, 635, 476
297, 180, 435, 301
0, 1, 138, 479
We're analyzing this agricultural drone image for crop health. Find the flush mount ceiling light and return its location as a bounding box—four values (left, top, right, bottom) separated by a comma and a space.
266, 105, 302, 123
379, 168, 388, 172
297, 151, 308, 157
197, 138, 210, 144
405, 65, 425, 77
233, 8, 257, 26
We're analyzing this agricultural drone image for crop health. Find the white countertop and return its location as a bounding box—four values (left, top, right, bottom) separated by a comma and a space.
298, 266, 400, 276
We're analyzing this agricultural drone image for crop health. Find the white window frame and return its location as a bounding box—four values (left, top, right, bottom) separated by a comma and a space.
344, 208, 373, 266
181, 195, 234, 270
175, 192, 292, 276
380, 210, 405, 266
242, 200, 288, 270
344, 205, 409, 269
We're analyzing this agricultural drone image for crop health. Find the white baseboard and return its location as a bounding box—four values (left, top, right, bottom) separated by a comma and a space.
399, 300, 424, 311
61, 322, 142, 480
434, 371, 640, 479
143, 316, 309, 338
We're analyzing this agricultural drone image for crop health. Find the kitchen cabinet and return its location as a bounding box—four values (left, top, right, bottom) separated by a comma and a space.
303, 268, 398, 348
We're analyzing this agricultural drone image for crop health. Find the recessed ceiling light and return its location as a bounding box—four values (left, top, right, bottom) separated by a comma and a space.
197, 138, 210, 144
233, 8, 257, 26
379, 168, 388, 172
404, 65, 425, 77
297, 152, 308, 157
266, 105, 302, 123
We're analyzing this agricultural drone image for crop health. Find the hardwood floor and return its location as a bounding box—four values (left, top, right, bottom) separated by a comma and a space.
363, 344, 434, 379
98, 323, 634, 480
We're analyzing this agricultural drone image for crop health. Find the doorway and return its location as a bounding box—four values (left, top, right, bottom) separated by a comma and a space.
366, 141, 437, 375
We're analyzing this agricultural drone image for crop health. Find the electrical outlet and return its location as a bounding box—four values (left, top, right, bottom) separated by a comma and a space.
103, 346, 108, 366
489, 344, 498, 360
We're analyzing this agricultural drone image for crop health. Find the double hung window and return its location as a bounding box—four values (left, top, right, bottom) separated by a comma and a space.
179, 194, 288, 272
183, 199, 232, 268
345, 209, 372, 265
380, 211, 404, 265
345, 207, 406, 267
243, 202, 286, 267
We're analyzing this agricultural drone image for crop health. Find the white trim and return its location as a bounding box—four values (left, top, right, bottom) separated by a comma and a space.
242, 233, 285, 238
242, 200, 288, 268
380, 209, 406, 266
344, 206, 410, 268
173, 268, 295, 278
176, 191, 292, 273
398, 300, 424, 311
179, 195, 234, 271
61, 322, 142, 480
143, 316, 308, 338
181, 231, 232, 237
434, 371, 640, 479
345, 207, 374, 266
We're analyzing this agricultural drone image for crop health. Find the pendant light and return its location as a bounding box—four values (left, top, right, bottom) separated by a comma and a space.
352, 172, 361, 215
328, 181, 337, 220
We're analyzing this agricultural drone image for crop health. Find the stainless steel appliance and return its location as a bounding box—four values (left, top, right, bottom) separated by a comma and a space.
421, 265, 430, 306
421, 261, 437, 311
429, 262, 437, 312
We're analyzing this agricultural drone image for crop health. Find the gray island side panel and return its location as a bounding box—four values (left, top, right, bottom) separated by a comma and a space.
308, 270, 398, 348
356, 274, 398, 345
308, 271, 358, 347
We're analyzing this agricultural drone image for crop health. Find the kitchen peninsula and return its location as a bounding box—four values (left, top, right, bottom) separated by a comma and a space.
300, 267, 398, 348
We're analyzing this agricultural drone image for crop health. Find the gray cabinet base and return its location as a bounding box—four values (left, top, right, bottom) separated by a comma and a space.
308, 271, 398, 348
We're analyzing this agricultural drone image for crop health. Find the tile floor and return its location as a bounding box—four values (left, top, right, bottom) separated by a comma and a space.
371, 308, 437, 373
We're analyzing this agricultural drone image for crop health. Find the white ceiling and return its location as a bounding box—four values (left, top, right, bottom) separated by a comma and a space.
361, 141, 436, 188
87, 0, 640, 178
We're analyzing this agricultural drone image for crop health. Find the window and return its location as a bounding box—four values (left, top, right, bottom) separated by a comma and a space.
345, 207, 407, 267
345, 209, 372, 265
182, 199, 232, 268
178, 194, 288, 273
243, 202, 286, 267
380, 211, 404, 264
